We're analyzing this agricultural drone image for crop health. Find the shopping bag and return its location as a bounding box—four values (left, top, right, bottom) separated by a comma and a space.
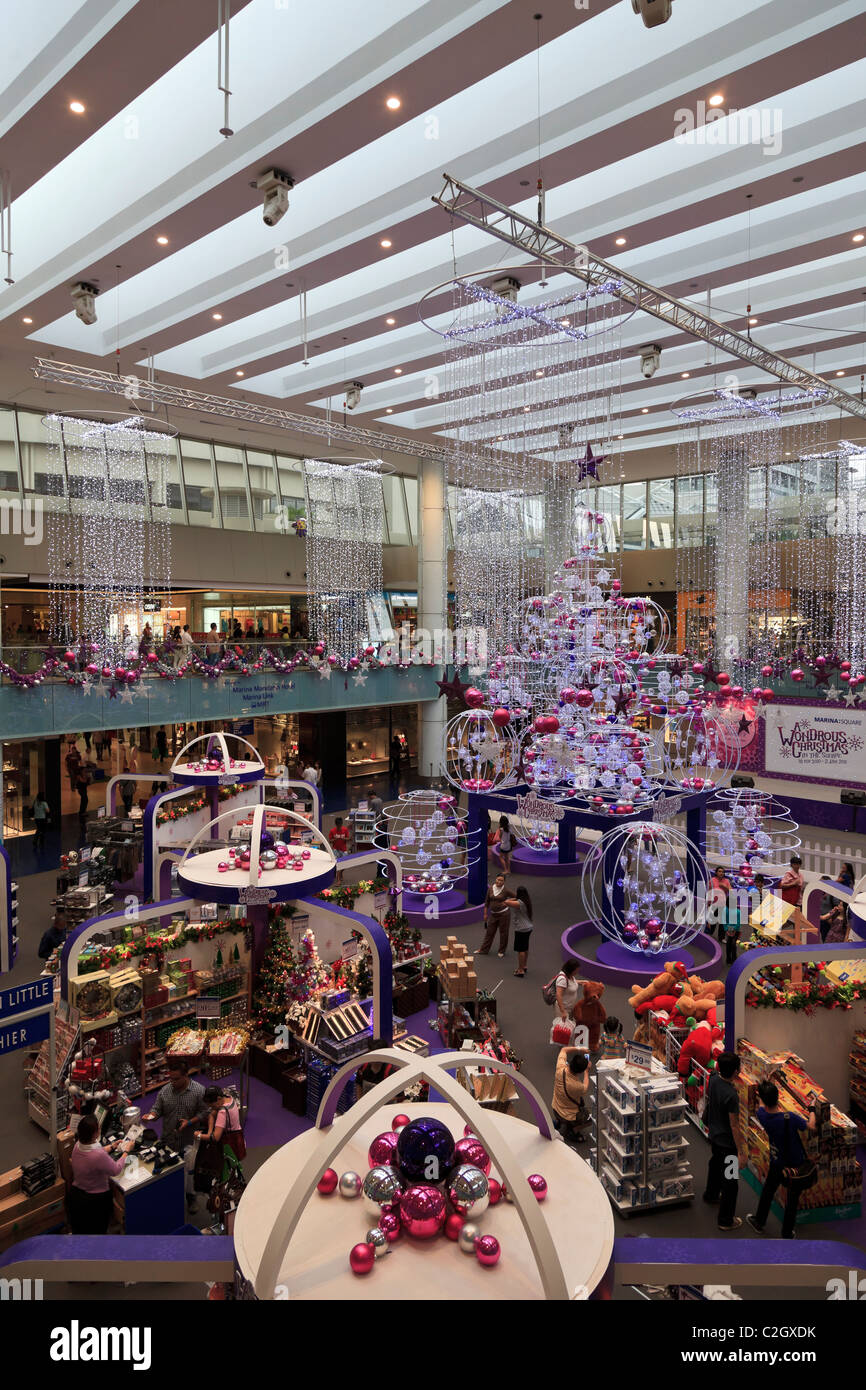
550, 1017, 574, 1046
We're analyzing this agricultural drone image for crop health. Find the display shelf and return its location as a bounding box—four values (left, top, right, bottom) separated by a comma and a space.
591, 1057, 694, 1217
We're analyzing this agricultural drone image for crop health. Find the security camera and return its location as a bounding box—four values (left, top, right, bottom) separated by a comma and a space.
256, 169, 294, 227
71, 282, 98, 326
491, 276, 520, 304
631, 0, 673, 27
639, 344, 662, 378
344, 381, 364, 411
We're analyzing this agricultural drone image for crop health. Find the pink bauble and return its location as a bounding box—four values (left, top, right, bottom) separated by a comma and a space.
464, 687, 485, 709
730, 685, 743, 699
368, 1131, 399, 1168
487, 1178, 502, 1205
475, 1234, 501, 1267
560, 686, 577, 704
575, 688, 594, 708
85, 663, 98, 676
761, 664, 773, 678
391, 1113, 411, 1133
453, 1137, 491, 1175
528, 1173, 548, 1202
491, 707, 511, 727
399, 1184, 446, 1239
378, 1210, 402, 1242
317, 1168, 338, 1195
444, 1212, 465, 1241
716, 672, 730, 686
218, 861, 229, 873
349, 1243, 375, 1275
791, 668, 805, 682
762, 688, 774, 702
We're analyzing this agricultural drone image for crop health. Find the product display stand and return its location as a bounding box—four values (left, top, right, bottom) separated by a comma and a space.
591, 1057, 693, 1215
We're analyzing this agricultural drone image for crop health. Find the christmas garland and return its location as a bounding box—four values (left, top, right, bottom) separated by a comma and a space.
77, 916, 250, 973
746, 962, 866, 1014
155, 782, 244, 825
316, 876, 390, 910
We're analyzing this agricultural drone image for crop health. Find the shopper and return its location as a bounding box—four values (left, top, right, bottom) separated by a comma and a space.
366, 785, 384, 818
75, 767, 90, 831
747, 1081, 818, 1238
599, 1015, 626, 1060
38, 910, 66, 961
492, 815, 514, 872
31, 790, 50, 851
822, 902, 849, 945
155, 726, 168, 764
478, 873, 511, 957
551, 1047, 591, 1145
206, 624, 221, 660
708, 866, 732, 940
65, 741, 82, 791
779, 854, 804, 907
838, 861, 856, 890
143, 1060, 209, 1155
723, 897, 742, 966
554, 959, 582, 1022
702, 1052, 745, 1231
355, 1056, 397, 1102
196, 1086, 246, 1170
328, 817, 350, 855
67, 1113, 135, 1234
504, 884, 533, 977
303, 761, 319, 786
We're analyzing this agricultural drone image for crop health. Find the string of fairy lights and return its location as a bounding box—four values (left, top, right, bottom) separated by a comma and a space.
301, 457, 385, 661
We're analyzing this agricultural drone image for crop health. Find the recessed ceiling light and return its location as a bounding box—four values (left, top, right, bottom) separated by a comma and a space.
641, 407, 649, 413
22, 317, 32, 325
617, 433, 623, 439
386, 408, 393, 414
394, 367, 402, 374
749, 317, 758, 325
708, 92, 725, 107
523, 405, 530, 412
535, 369, 543, 377
497, 435, 503, 440
681, 371, 690, 378
385, 317, 396, 325
854, 233, 865, 243
836, 369, 845, 376
212, 312, 223, 321
69, 100, 86, 114
560, 318, 569, 326
380, 238, 392, 249
615, 236, 627, 247
235, 370, 245, 377
156, 235, 169, 246
385, 96, 401, 111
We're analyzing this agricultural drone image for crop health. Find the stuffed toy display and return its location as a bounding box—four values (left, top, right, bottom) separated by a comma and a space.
573, 980, 607, 1052
670, 976, 725, 1027
628, 961, 688, 1012
677, 1020, 723, 1085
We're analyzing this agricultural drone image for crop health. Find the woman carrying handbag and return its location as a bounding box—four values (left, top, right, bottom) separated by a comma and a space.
747, 1081, 818, 1238
194, 1086, 247, 1196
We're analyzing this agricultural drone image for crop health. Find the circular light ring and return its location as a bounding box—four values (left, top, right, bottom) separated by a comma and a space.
661, 706, 742, 791
42, 411, 180, 441
373, 789, 481, 895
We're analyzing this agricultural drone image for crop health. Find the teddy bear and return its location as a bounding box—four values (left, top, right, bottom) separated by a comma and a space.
670, 991, 718, 1026
687, 975, 725, 1002
573, 980, 606, 1052
628, 960, 688, 1012
677, 1020, 723, 1084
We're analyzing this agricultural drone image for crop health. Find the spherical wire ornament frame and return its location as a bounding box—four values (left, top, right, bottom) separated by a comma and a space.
581, 820, 711, 956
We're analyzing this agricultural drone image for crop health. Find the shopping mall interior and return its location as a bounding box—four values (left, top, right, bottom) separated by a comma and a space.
0, 0, 864, 1340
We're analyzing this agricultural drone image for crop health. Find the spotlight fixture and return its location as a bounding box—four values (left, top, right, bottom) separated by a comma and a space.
212, 312, 223, 321
394, 367, 402, 374
631, 0, 673, 26
641, 407, 649, 414
156, 235, 169, 246
385, 317, 396, 325
836, 370, 845, 376
22, 317, 32, 325
69, 100, 86, 114
70, 281, 98, 325
681, 371, 690, 378
385, 408, 393, 414
749, 317, 758, 325
639, 343, 661, 377
256, 168, 294, 227
385, 96, 401, 111
344, 381, 364, 410
235, 370, 245, 377
492, 276, 520, 303
854, 233, 865, 243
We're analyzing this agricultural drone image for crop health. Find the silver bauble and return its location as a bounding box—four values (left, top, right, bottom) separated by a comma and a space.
361, 1164, 405, 1215
365, 1226, 390, 1259
447, 1163, 490, 1219
260, 850, 277, 869
458, 1221, 480, 1254
338, 1170, 362, 1199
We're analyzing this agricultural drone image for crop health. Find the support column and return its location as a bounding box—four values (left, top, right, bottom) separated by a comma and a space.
417, 457, 447, 783
714, 442, 749, 664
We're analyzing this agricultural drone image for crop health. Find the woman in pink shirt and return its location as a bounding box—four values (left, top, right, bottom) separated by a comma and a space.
68, 1113, 134, 1233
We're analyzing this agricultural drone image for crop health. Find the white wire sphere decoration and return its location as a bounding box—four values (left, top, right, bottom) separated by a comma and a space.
582, 820, 711, 955
557, 722, 665, 812
521, 714, 584, 793
542, 651, 640, 721
442, 709, 521, 792
511, 813, 560, 854
616, 595, 671, 659
705, 788, 801, 871
373, 789, 477, 895
662, 705, 742, 791
484, 653, 543, 719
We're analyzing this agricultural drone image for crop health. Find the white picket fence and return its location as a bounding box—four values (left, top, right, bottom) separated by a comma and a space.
796, 836, 866, 884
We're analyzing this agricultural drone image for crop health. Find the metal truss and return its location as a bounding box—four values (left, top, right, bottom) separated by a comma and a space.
433, 173, 866, 423
32, 358, 461, 467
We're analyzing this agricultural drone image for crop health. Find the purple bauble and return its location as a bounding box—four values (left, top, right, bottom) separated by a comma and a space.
453, 1137, 491, 1175
367, 1131, 399, 1168
398, 1184, 446, 1240
395, 1116, 455, 1184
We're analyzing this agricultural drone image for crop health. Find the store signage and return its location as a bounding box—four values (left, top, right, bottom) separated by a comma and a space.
237, 885, 277, 904
515, 793, 565, 822
764, 704, 866, 783
143, 600, 162, 613
195, 996, 221, 1020
0, 977, 53, 1020
625, 1040, 653, 1071
342, 938, 358, 961
0, 1012, 50, 1054
651, 794, 683, 823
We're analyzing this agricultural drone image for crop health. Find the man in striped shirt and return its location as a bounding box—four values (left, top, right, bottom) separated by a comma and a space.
144, 1061, 209, 1153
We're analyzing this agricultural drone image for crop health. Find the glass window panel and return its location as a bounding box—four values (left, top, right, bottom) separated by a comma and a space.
18, 410, 67, 510
276, 455, 305, 530
146, 439, 184, 525
214, 444, 249, 531
0, 410, 20, 500
798, 456, 836, 539
675, 474, 703, 547
180, 438, 218, 527
447, 486, 459, 548
523, 494, 544, 552
648, 477, 674, 549
622, 480, 647, 550
595, 484, 621, 550
403, 476, 418, 545
382, 474, 410, 545
246, 449, 278, 530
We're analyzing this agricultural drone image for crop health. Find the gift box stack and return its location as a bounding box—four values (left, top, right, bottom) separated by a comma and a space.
305, 1054, 352, 1122
736, 1041, 862, 1213
20, 1152, 56, 1197
438, 937, 477, 999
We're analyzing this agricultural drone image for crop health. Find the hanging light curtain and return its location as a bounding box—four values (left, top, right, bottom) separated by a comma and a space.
45, 414, 173, 658
302, 458, 385, 660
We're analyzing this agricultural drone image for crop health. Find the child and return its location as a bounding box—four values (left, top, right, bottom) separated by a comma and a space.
599, 1015, 625, 1060
723, 900, 742, 966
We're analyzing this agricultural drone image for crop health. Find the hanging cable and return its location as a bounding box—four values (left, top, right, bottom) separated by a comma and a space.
0, 171, 12, 286
534, 13, 545, 227
745, 192, 753, 337
217, 0, 233, 138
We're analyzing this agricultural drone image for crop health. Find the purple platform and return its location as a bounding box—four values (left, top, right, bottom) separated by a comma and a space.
510, 846, 583, 876
402, 888, 465, 914
402, 887, 484, 931
561, 920, 723, 985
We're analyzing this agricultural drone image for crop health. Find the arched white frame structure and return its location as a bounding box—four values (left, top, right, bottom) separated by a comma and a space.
253, 1048, 572, 1302
170, 732, 264, 784
177, 804, 336, 898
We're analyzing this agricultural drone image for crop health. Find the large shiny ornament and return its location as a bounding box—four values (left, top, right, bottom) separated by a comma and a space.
362, 1165, 405, 1215
367, 1131, 399, 1168
396, 1116, 456, 1183
316, 1168, 338, 1195
365, 1227, 390, 1259
398, 1183, 447, 1239
349, 1242, 375, 1275
528, 1173, 548, 1201
453, 1136, 491, 1175
458, 1221, 480, 1254
475, 1234, 501, 1267
338, 1170, 363, 1199
446, 1163, 490, 1219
